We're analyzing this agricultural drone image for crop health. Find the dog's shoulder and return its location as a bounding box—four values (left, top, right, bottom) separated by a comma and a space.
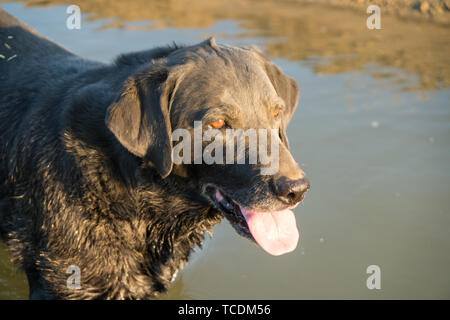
0, 8, 74, 62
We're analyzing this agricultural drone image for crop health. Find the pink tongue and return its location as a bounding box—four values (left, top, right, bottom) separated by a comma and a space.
239, 205, 299, 256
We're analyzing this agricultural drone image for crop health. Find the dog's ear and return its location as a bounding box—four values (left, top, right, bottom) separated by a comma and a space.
265, 62, 299, 149
105, 67, 180, 178
253, 50, 299, 149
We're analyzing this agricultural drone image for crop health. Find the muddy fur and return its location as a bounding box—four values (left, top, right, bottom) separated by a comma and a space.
0, 8, 306, 299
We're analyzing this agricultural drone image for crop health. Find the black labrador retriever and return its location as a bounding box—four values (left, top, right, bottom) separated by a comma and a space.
0, 8, 309, 299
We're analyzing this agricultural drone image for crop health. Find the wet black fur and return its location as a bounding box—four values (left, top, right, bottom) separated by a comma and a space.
0, 9, 222, 299
0, 8, 303, 299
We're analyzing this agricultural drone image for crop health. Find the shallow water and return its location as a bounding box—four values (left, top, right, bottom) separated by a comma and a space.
0, 1, 449, 299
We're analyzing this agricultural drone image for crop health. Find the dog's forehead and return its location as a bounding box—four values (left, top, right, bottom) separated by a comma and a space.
169, 37, 258, 63
172, 41, 277, 100
170, 40, 270, 83
169, 39, 282, 127
210, 49, 278, 113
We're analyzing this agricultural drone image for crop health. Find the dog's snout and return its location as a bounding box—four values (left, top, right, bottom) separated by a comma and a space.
273, 176, 310, 206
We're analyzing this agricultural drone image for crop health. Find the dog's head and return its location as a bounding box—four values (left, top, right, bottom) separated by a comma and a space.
105, 38, 309, 256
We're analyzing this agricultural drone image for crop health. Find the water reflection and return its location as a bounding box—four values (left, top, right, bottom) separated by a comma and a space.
0, 0, 449, 300
0, 242, 28, 299
12, 0, 450, 91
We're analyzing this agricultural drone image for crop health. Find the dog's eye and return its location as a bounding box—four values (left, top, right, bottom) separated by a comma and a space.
273, 107, 281, 118
210, 119, 225, 129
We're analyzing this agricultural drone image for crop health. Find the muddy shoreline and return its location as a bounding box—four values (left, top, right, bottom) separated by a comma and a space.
1, 0, 449, 90
296, 0, 450, 25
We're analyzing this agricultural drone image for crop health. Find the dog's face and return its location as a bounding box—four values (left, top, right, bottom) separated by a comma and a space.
105, 38, 309, 256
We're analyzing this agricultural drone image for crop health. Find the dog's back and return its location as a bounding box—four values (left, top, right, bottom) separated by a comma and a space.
0, 8, 100, 189
0, 8, 70, 55
0, 7, 76, 95
0, 8, 72, 140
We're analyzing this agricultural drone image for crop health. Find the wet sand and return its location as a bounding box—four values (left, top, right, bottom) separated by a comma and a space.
2, 0, 447, 91
297, 0, 450, 25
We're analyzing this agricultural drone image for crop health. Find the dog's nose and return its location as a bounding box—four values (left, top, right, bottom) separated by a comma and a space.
273, 176, 310, 206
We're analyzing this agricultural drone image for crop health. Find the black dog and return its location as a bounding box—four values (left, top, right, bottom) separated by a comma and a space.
0, 8, 309, 299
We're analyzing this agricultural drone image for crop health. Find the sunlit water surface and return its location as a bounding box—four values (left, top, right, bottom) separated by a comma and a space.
0, 1, 449, 299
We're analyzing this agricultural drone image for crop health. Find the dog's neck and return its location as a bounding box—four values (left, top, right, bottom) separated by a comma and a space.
135, 180, 222, 296
60, 134, 222, 298
56, 85, 223, 299
105, 176, 223, 299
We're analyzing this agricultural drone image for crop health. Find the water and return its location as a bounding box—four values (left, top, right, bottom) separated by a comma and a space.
0, 1, 449, 299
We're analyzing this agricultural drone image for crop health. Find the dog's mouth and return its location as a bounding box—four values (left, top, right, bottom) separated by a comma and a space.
204, 186, 300, 256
